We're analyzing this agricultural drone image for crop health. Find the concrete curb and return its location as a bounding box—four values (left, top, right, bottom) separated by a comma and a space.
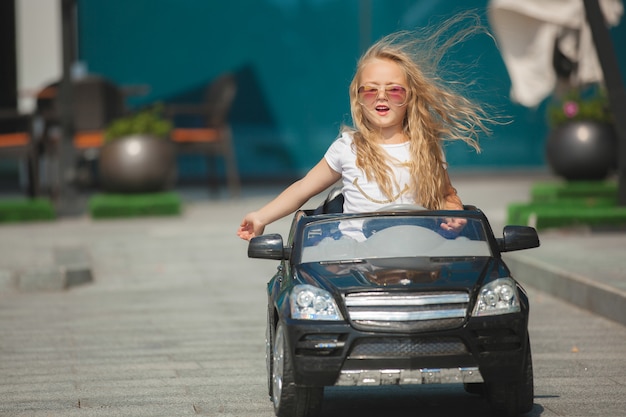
505, 252, 626, 327
0, 247, 92, 293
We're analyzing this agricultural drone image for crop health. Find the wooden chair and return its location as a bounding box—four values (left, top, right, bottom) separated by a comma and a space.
167, 73, 240, 197
36, 78, 122, 152
0, 110, 39, 197
35, 77, 126, 190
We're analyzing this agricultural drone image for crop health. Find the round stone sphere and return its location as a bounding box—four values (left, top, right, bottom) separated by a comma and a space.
546, 121, 617, 181
99, 135, 177, 193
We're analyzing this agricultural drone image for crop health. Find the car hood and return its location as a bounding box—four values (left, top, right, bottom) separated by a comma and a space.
296, 257, 491, 292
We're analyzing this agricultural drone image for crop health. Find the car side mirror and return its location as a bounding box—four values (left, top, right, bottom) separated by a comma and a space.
248, 233, 290, 260
498, 225, 540, 252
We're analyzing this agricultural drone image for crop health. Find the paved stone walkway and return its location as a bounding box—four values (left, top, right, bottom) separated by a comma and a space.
0, 174, 625, 416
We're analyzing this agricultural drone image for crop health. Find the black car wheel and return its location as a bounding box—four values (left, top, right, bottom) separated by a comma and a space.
518, 340, 534, 414
271, 321, 323, 417
463, 382, 485, 396
266, 306, 275, 400
488, 337, 534, 416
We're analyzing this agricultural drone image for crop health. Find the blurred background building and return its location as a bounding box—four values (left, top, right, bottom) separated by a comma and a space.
2, 0, 626, 187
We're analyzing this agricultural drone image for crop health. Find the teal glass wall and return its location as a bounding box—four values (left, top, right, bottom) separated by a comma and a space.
77, 0, 626, 181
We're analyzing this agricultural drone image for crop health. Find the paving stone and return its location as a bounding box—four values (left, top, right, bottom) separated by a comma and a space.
0, 269, 17, 292
18, 267, 65, 291
0, 179, 625, 417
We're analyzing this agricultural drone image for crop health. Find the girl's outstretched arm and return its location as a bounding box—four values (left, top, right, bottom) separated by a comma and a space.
237, 159, 341, 240
440, 171, 466, 233
442, 171, 463, 210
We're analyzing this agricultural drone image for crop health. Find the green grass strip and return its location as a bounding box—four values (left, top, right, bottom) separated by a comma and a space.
89, 192, 182, 219
531, 180, 618, 203
0, 198, 55, 223
507, 202, 626, 230
507, 180, 626, 229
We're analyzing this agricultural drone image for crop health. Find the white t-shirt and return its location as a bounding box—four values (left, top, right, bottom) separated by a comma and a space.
325, 131, 438, 213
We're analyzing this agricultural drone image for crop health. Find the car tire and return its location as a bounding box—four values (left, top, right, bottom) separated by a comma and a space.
463, 382, 485, 396
271, 321, 323, 417
266, 305, 275, 401
517, 340, 534, 414
487, 337, 534, 416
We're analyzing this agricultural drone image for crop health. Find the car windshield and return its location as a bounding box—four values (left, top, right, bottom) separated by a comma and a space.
300, 215, 491, 263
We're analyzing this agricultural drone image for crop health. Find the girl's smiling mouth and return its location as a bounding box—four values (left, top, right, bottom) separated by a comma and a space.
375, 104, 390, 113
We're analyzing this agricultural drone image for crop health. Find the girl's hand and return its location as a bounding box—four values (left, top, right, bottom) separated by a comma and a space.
441, 183, 466, 233
237, 212, 265, 241
440, 217, 467, 233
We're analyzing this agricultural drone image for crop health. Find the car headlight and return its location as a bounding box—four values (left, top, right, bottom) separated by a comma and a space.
290, 284, 343, 320
472, 277, 521, 316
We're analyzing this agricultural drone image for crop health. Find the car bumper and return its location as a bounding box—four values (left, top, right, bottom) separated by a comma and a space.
282, 312, 529, 388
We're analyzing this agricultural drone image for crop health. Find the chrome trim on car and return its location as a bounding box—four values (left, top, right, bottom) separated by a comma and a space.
348, 308, 467, 321
335, 367, 483, 386
345, 293, 469, 307
345, 292, 470, 323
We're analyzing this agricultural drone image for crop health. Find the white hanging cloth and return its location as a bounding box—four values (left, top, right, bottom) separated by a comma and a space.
488, 0, 624, 107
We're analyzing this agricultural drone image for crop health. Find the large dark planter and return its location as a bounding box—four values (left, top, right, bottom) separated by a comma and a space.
99, 134, 177, 193
546, 121, 617, 181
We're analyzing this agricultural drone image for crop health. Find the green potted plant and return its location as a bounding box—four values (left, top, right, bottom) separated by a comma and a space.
545, 84, 617, 181
104, 103, 172, 142
546, 86, 612, 127
99, 103, 177, 193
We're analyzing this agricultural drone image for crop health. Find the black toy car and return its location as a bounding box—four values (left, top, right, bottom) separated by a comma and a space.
248, 196, 539, 417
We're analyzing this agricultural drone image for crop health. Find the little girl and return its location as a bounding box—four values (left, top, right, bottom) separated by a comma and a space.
237, 16, 491, 241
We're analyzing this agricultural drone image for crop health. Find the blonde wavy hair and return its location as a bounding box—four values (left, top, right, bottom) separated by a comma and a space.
343, 13, 494, 209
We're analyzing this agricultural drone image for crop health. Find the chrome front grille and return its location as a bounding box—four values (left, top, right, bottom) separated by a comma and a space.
345, 291, 469, 331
